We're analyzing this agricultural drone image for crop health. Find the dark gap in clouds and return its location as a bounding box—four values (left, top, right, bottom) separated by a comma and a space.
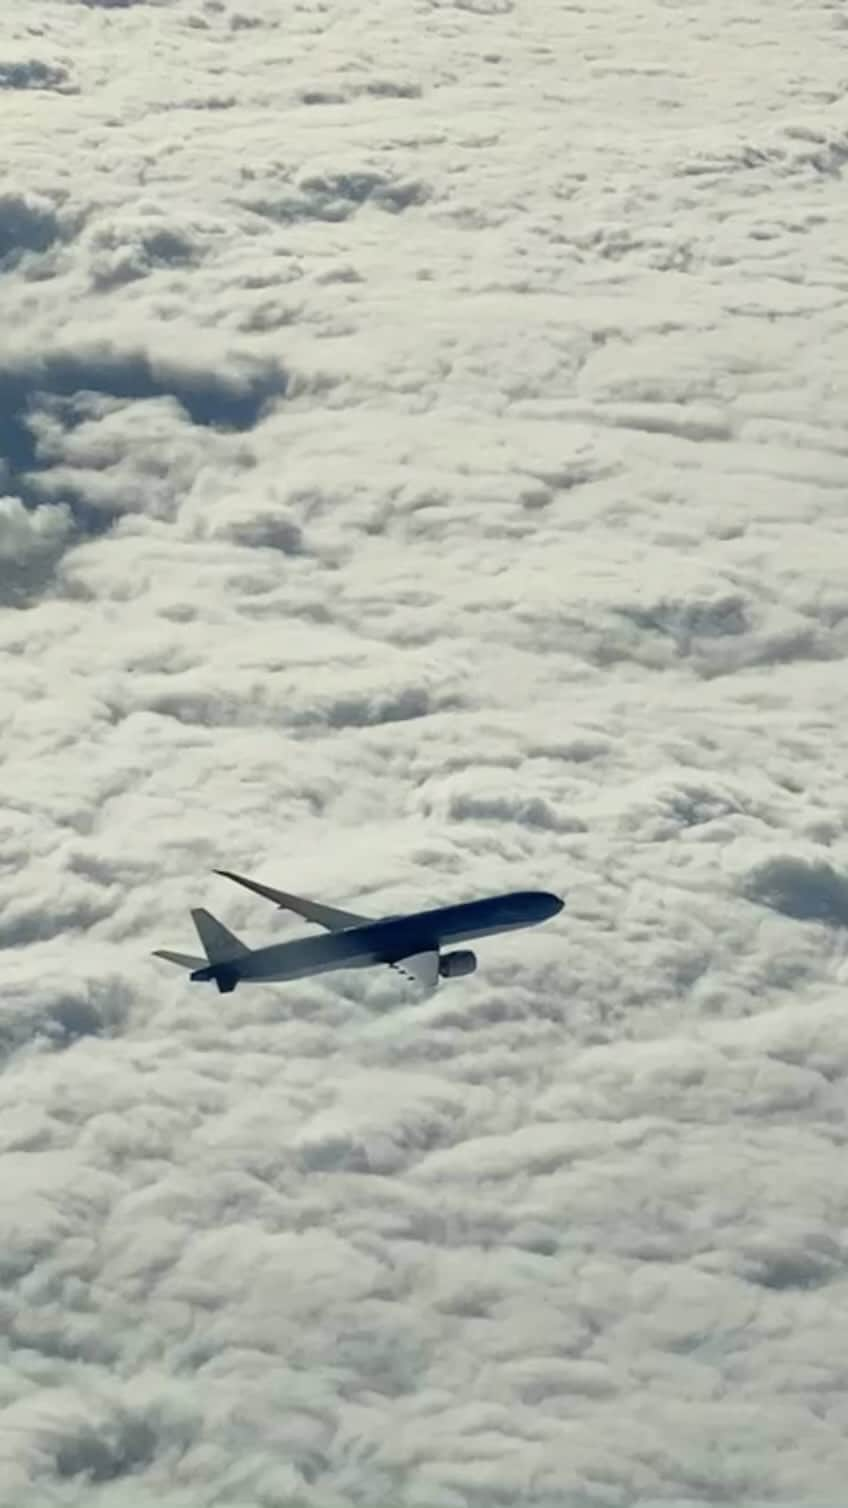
0, 351, 287, 467
46, 996, 106, 1045
0, 59, 75, 93
0, 190, 62, 269
742, 855, 848, 926
75, 0, 154, 9
55, 1419, 157, 1484
336, 1327, 428, 1395
325, 685, 453, 728
744, 1250, 839, 1290
454, 0, 514, 12
144, 680, 460, 731
89, 223, 203, 291
2, 402, 52, 491
1, 973, 131, 1064
245, 170, 430, 226
0, 349, 288, 569
616, 592, 752, 649
363, 79, 422, 99
0, 999, 103, 1064
299, 88, 349, 106
447, 790, 588, 832
0, 902, 113, 950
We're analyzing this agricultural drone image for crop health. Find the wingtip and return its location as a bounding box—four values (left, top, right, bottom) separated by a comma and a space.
214, 868, 253, 891
214, 867, 253, 886
213, 868, 284, 906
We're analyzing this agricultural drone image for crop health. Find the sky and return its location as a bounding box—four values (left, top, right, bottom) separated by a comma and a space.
2, 0, 848, 1503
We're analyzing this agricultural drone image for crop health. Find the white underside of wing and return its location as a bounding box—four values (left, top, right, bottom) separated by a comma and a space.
391, 950, 440, 988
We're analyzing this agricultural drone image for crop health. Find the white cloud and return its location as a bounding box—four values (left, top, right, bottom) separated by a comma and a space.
2, 0, 848, 1503
0, 495, 72, 604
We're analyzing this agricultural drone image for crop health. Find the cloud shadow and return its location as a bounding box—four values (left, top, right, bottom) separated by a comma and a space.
742, 854, 848, 927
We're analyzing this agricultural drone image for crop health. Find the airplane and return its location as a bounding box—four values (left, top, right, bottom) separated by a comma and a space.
153, 868, 564, 993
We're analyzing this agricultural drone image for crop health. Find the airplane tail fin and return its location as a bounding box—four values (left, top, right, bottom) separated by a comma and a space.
153, 910, 250, 994
188, 908, 249, 993
190, 908, 249, 963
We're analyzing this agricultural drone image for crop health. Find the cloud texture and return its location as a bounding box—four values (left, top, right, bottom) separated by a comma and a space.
2, 0, 848, 1503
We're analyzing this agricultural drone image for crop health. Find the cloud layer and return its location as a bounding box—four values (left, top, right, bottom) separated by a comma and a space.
2, 0, 848, 1504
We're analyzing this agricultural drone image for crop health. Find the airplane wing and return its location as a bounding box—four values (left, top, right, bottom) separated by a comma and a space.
391, 951, 440, 988
214, 869, 370, 932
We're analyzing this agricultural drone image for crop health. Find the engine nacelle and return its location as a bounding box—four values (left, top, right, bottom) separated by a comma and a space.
439, 949, 477, 979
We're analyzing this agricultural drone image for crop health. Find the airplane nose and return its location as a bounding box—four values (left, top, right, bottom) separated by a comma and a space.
540, 892, 564, 918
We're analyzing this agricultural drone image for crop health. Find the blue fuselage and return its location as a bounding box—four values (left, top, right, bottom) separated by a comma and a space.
214, 889, 563, 985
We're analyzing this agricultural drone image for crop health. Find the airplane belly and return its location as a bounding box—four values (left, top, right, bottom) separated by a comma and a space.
255, 954, 378, 982
240, 930, 383, 983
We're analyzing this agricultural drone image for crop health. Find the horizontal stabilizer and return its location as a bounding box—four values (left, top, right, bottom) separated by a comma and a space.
191, 907, 249, 963
214, 868, 369, 932
153, 949, 206, 971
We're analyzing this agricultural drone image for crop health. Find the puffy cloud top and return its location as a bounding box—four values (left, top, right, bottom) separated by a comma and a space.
2, 0, 848, 1504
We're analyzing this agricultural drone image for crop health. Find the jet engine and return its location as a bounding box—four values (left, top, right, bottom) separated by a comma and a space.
439, 949, 477, 978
